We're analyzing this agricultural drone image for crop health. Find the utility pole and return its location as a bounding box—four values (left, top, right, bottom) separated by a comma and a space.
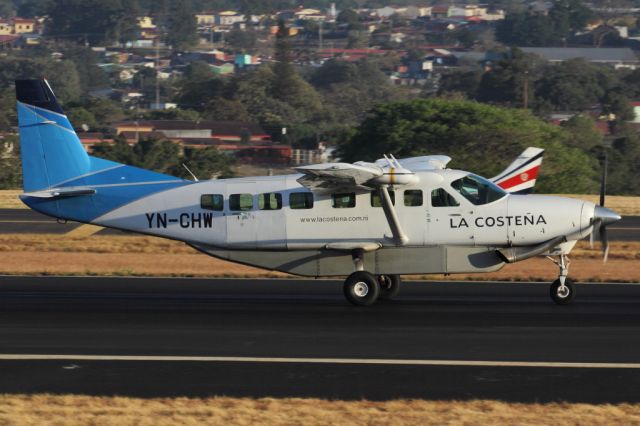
523, 70, 529, 109
155, 39, 160, 109
319, 21, 323, 50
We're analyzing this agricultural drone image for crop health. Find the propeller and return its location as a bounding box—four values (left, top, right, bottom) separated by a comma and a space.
590, 148, 620, 262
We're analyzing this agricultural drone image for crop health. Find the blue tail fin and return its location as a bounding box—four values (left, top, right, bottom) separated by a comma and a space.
16, 79, 187, 223
16, 79, 91, 192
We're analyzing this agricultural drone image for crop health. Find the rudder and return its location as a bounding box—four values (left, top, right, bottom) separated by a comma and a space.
16, 79, 90, 192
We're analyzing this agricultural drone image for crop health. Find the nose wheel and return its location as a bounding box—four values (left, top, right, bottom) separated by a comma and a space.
550, 278, 575, 305
547, 254, 576, 305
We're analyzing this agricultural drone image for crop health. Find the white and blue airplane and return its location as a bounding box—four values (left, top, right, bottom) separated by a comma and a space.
15, 79, 621, 306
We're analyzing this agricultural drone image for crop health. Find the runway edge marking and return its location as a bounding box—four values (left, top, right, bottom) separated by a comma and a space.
1, 354, 640, 369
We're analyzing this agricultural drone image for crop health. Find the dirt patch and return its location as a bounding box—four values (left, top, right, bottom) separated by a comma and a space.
0, 238, 637, 282
1, 395, 640, 426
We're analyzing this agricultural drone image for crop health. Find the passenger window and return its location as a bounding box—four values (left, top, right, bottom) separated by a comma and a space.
229, 193, 253, 211
289, 192, 314, 209
332, 193, 356, 208
200, 194, 223, 211
431, 188, 460, 207
370, 190, 395, 207
258, 193, 282, 210
404, 190, 423, 207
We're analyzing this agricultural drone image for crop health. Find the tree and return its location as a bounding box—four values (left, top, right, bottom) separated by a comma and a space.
476, 48, 544, 107
175, 61, 226, 110
18, 0, 54, 17
310, 58, 410, 126
0, 0, 15, 18
337, 8, 361, 29
438, 69, 483, 99
66, 107, 97, 132
0, 135, 22, 189
0, 87, 17, 131
339, 98, 598, 193
165, 0, 198, 51
202, 98, 252, 122
92, 136, 137, 166
601, 90, 634, 122
227, 28, 258, 52
46, 0, 130, 45
496, 0, 592, 47
272, 21, 296, 103
170, 147, 235, 180
92, 137, 235, 180
560, 114, 602, 151
534, 59, 618, 111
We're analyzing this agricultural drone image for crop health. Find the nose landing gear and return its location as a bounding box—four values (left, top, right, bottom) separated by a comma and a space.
547, 254, 576, 305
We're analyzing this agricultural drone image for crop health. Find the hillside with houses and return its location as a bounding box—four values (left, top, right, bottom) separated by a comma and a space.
1, 0, 640, 194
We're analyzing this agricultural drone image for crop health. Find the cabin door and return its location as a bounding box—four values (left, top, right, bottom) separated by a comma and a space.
225, 181, 258, 248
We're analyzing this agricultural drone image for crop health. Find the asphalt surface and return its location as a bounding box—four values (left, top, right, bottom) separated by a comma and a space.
1, 208, 638, 240
1, 276, 640, 402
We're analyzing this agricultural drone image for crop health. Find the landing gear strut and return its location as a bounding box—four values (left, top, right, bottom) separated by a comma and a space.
547, 254, 576, 305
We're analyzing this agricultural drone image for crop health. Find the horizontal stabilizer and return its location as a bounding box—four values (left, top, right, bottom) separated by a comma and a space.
22, 187, 96, 199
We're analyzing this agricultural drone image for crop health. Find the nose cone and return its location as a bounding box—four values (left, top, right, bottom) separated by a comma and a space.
594, 205, 621, 225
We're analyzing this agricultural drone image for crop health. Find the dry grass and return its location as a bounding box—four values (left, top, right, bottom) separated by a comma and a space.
0, 234, 637, 281
0, 190, 23, 209
0, 234, 194, 254
1, 234, 638, 258
1, 395, 640, 426
557, 194, 640, 216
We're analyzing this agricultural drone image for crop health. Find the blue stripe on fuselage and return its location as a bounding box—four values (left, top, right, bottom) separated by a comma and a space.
21, 155, 190, 223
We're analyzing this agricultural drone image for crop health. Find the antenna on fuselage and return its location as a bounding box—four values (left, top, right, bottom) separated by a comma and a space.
182, 163, 199, 182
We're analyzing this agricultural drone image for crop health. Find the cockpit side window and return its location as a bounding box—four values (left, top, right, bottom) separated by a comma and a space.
450, 174, 507, 205
431, 188, 459, 207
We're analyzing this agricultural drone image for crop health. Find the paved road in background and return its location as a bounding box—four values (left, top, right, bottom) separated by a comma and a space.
1, 276, 640, 402
1, 209, 639, 240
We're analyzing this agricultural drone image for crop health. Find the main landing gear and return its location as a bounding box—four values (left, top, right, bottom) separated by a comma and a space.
343, 271, 403, 306
547, 254, 576, 305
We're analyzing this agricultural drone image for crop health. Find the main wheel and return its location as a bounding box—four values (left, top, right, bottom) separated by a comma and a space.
344, 271, 380, 306
378, 274, 401, 301
550, 278, 576, 305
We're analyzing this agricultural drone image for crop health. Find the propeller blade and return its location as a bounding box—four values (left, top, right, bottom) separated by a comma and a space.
590, 217, 602, 249
601, 225, 609, 263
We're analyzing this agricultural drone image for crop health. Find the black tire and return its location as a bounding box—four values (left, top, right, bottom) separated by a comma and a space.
344, 271, 380, 306
550, 278, 576, 305
378, 274, 401, 301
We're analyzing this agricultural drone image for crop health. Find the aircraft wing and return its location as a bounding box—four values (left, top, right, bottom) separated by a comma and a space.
374, 155, 451, 171
295, 162, 384, 193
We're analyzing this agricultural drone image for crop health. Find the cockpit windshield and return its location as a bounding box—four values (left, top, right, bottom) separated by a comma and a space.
450, 174, 507, 205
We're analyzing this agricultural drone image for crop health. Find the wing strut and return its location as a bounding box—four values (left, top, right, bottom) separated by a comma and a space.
378, 186, 409, 246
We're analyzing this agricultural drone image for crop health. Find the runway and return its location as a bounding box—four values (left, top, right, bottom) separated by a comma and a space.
1, 276, 640, 402
1, 208, 639, 240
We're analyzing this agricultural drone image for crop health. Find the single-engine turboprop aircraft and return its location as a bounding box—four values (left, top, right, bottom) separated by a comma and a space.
15, 79, 622, 306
